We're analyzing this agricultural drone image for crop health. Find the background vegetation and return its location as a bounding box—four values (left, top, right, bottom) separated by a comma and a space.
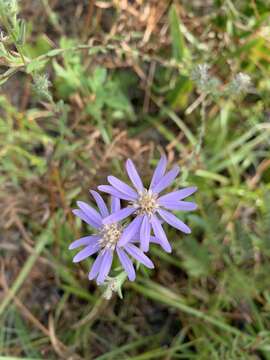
0, 0, 270, 359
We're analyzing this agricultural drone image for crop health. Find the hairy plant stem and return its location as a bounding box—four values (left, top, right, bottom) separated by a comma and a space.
0, 13, 26, 65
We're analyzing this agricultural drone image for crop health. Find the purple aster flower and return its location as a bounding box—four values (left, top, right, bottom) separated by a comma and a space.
98, 156, 197, 253
69, 191, 154, 285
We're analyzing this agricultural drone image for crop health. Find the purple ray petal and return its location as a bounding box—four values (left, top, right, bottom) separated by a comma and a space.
158, 187, 197, 202
77, 201, 103, 226
126, 231, 140, 243
98, 185, 135, 201
73, 243, 100, 263
158, 209, 191, 234
116, 247, 136, 281
149, 236, 160, 244
125, 159, 144, 192
111, 196, 120, 213
124, 243, 154, 269
140, 215, 151, 252
103, 206, 136, 225
72, 209, 100, 229
158, 199, 197, 211
90, 190, 109, 217
149, 235, 172, 253
118, 215, 143, 246
150, 155, 167, 189
88, 253, 103, 280
108, 176, 138, 199
152, 165, 180, 194
97, 250, 113, 284
151, 214, 172, 253
69, 235, 100, 250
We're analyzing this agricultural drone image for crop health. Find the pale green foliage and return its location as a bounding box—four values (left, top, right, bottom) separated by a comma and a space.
0, 0, 18, 26
33, 74, 52, 102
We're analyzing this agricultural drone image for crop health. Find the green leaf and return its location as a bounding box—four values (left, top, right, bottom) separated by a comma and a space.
26, 58, 48, 74
0, 42, 8, 57
169, 5, 185, 62
89, 67, 107, 92
46, 48, 63, 57
23, 34, 52, 58
167, 75, 193, 110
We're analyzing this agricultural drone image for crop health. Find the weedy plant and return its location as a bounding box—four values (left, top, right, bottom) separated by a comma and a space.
1, 0, 270, 359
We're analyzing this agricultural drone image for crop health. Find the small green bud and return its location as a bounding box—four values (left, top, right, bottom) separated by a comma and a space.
101, 272, 127, 300
33, 74, 52, 102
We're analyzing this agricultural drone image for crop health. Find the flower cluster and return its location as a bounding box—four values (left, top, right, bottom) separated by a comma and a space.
191, 63, 220, 94
229, 72, 252, 95
69, 156, 197, 286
